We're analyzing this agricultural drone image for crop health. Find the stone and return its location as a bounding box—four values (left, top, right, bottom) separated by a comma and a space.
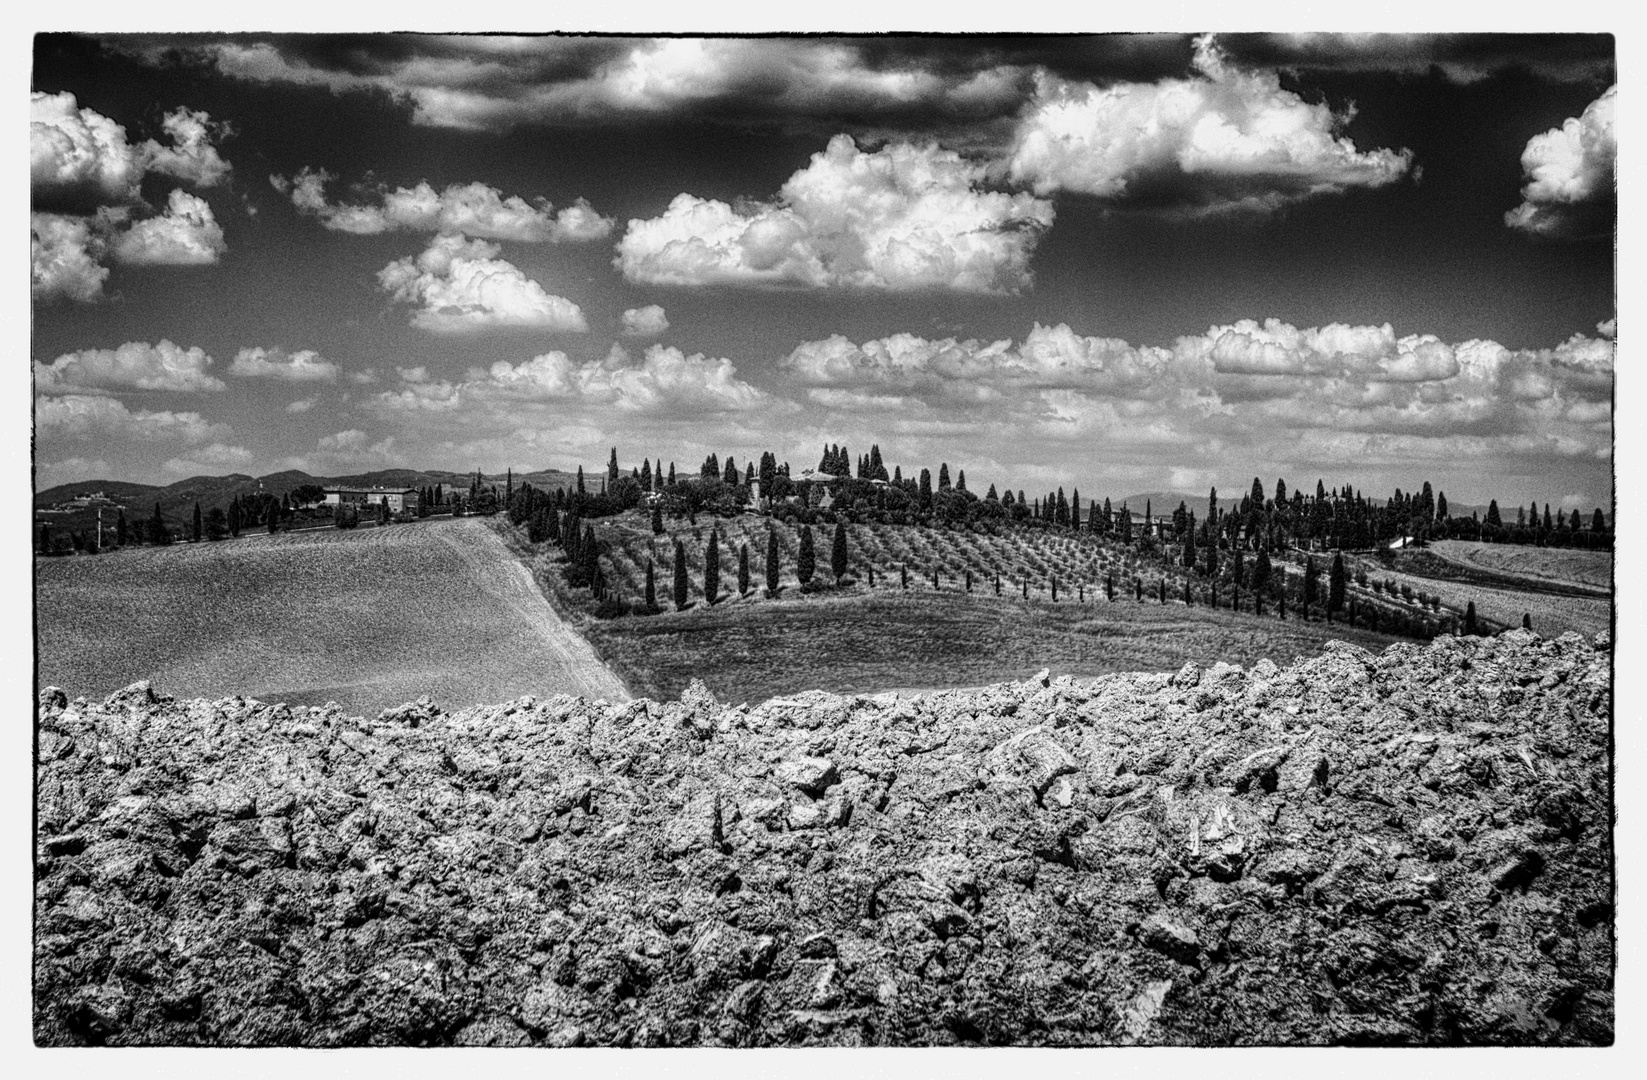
1140, 916, 1200, 965
776, 756, 839, 797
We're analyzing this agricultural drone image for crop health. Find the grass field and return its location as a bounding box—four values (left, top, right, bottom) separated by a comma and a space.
34, 517, 628, 713
1421, 539, 1612, 594
494, 519, 1405, 703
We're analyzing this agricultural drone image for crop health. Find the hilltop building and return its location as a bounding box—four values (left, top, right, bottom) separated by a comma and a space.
323, 486, 420, 514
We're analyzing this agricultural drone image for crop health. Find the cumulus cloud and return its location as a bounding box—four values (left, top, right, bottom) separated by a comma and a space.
31, 213, 110, 302
1505, 85, 1616, 237
32, 92, 231, 208
1597, 318, 1615, 339
285, 397, 317, 414
317, 429, 371, 452
35, 393, 230, 444
364, 342, 775, 421
619, 135, 1054, 293
162, 442, 256, 476
781, 323, 1185, 399
143, 107, 233, 188
30, 91, 148, 206
229, 347, 340, 382
109, 189, 227, 265
483, 343, 773, 414
34, 339, 225, 395
276, 167, 613, 241
1007, 35, 1413, 213
776, 319, 1611, 490
377, 233, 589, 334
621, 304, 670, 337
1173, 319, 1460, 382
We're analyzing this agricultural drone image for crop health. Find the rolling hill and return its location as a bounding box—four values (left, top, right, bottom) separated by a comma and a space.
34, 466, 582, 531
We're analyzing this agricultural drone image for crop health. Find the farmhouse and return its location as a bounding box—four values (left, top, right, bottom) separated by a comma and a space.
323, 486, 420, 514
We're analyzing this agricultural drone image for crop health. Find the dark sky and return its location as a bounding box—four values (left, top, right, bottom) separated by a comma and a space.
31, 32, 1615, 508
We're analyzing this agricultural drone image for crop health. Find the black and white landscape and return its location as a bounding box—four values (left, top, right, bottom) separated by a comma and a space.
31, 31, 1615, 1048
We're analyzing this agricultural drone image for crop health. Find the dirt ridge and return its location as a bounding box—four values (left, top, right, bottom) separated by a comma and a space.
34, 629, 1614, 1046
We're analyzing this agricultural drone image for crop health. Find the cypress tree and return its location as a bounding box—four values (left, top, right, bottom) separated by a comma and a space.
577, 466, 586, 495
673, 539, 689, 610
901, 564, 908, 590
191, 501, 202, 542
565, 514, 581, 562
651, 503, 664, 535
1051, 575, 1058, 601
151, 502, 169, 545
266, 500, 279, 535
937, 463, 951, 492
1106, 573, 1115, 601
1303, 555, 1320, 619
994, 571, 1001, 595
704, 530, 720, 604
1279, 591, 1287, 620
1159, 579, 1167, 604
580, 525, 600, 588
738, 543, 750, 595
1135, 579, 1142, 602
1328, 552, 1347, 623
1465, 600, 1478, 635
1184, 579, 1192, 606
765, 528, 780, 594
797, 525, 815, 585
116, 508, 129, 546
1522, 612, 1531, 631
1252, 549, 1271, 615
1183, 514, 1197, 570
831, 521, 848, 581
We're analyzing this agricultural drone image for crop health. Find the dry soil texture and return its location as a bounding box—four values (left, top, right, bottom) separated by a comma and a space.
34, 518, 628, 712
34, 629, 1613, 1046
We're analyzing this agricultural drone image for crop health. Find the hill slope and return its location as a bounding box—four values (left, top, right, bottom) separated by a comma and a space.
34, 517, 626, 712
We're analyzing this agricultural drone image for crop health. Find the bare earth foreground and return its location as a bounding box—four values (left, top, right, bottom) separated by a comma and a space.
34, 629, 1613, 1046
33, 518, 629, 712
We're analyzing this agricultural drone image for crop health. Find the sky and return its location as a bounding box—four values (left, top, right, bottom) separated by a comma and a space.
29, 31, 1617, 509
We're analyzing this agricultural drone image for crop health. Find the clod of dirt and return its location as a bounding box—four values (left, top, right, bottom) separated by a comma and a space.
33, 629, 1614, 1046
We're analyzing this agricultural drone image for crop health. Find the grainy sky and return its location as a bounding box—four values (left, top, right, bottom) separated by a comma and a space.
30, 30, 1616, 508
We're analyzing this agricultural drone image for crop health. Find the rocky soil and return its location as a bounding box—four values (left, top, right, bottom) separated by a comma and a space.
34, 629, 1614, 1046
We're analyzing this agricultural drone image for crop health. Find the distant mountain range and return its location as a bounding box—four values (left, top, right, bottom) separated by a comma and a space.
34, 467, 581, 529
